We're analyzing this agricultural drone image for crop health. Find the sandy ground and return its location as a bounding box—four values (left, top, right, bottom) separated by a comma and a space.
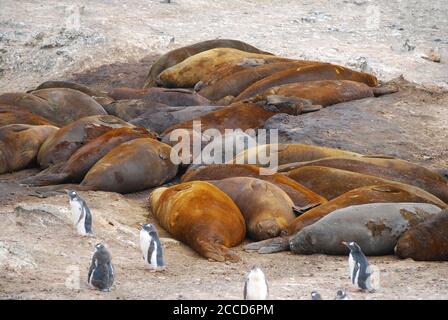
1, 0, 448, 300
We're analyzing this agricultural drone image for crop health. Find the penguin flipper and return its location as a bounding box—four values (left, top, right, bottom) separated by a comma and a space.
243, 237, 290, 254
196, 239, 240, 262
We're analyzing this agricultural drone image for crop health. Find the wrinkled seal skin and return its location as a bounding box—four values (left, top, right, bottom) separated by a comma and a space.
235, 64, 379, 101
289, 202, 441, 256
286, 166, 448, 202
395, 209, 448, 261
149, 181, 246, 262
30, 80, 115, 106
277, 156, 448, 203
37, 115, 134, 169
109, 87, 212, 106
181, 164, 327, 208
209, 177, 296, 241
232, 144, 362, 167
0, 124, 59, 174
81, 138, 178, 193
0, 104, 55, 126
130, 105, 224, 134
198, 61, 326, 102
251, 80, 392, 107
244, 184, 446, 254
0, 88, 108, 126
20, 127, 156, 186
156, 48, 286, 88
144, 39, 272, 88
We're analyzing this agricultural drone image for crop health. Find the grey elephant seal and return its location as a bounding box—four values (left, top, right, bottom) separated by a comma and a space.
289, 202, 441, 256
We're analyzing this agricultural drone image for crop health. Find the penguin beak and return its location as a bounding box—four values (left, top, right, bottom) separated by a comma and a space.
341, 241, 348, 247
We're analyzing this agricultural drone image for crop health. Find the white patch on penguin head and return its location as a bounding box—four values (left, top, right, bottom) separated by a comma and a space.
68, 190, 78, 200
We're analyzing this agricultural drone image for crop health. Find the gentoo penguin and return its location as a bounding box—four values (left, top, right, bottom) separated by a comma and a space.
311, 291, 323, 300
244, 267, 269, 300
335, 289, 351, 300
67, 190, 93, 236
88, 243, 114, 292
139, 223, 166, 270
342, 241, 374, 292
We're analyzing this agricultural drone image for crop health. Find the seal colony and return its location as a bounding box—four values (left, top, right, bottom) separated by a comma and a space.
2, 39, 448, 269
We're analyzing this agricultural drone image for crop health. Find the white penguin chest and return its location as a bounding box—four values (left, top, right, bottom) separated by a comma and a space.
140, 231, 155, 266
349, 254, 360, 286
70, 200, 87, 234
246, 277, 268, 300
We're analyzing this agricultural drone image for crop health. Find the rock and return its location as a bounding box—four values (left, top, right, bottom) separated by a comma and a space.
160, 237, 180, 248
0, 242, 37, 270
14, 203, 71, 223
421, 48, 441, 63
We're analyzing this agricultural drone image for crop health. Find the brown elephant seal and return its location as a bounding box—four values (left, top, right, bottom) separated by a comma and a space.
156, 48, 288, 88
0, 104, 55, 126
0, 124, 59, 174
108, 87, 212, 106
149, 181, 246, 262
395, 209, 448, 261
235, 64, 379, 101
289, 202, 441, 256
250, 80, 398, 107
37, 115, 134, 168
285, 166, 448, 202
231, 143, 362, 167
209, 177, 296, 241
244, 183, 446, 254
20, 127, 156, 186
144, 39, 272, 88
198, 61, 325, 102
0, 88, 107, 126
103, 99, 173, 121
181, 164, 327, 209
130, 105, 225, 134
277, 156, 448, 203
80, 138, 178, 193
30, 80, 114, 106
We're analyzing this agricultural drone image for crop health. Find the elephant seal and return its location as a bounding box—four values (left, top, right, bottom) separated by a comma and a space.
0, 124, 59, 174
108, 87, 212, 106
37, 115, 134, 168
162, 99, 309, 141
231, 144, 362, 167
130, 105, 224, 134
0, 88, 107, 126
244, 184, 446, 254
250, 80, 398, 107
395, 209, 448, 261
0, 105, 55, 126
198, 61, 324, 102
181, 164, 327, 209
289, 202, 441, 256
80, 138, 178, 193
277, 156, 448, 203
103, 99, 173, 121
285, 166, 448, 202
20, 127, 156, 186
209, 177, 296, 240
144, 39, 272, 88
149, 181, 246, 262
235, 64, 379, 101
156, 48, 289, 88
30, 80, 114, 106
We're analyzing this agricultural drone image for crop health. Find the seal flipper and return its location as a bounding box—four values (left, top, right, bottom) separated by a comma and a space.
244, 237, 290, 254
28, 183, 94, 198
196, 239, 240, 262
292, 203, 321, 216
372, 86, 399, 97
19, 163, 69, 186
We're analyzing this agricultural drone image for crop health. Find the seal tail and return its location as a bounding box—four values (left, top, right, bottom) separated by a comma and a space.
372, 86, 399, 97
196, 239, 241, 262
18, 163, 69, 187
243, 237, 290, 254
28, 184, 95, 198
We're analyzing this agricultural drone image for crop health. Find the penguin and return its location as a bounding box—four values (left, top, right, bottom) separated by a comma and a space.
88, 243, 114, 292
334, 289, 351, 300
67, 190, 93, 236
342, 241, 374, 292
244, 266, 269, 300
311, 291, 323, 300
139, 223, 166, 270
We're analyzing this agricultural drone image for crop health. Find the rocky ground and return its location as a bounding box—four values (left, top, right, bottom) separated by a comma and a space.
1, 0, 448, 300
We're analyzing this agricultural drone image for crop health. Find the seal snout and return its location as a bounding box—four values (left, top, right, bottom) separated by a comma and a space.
255, 219, 281, 240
